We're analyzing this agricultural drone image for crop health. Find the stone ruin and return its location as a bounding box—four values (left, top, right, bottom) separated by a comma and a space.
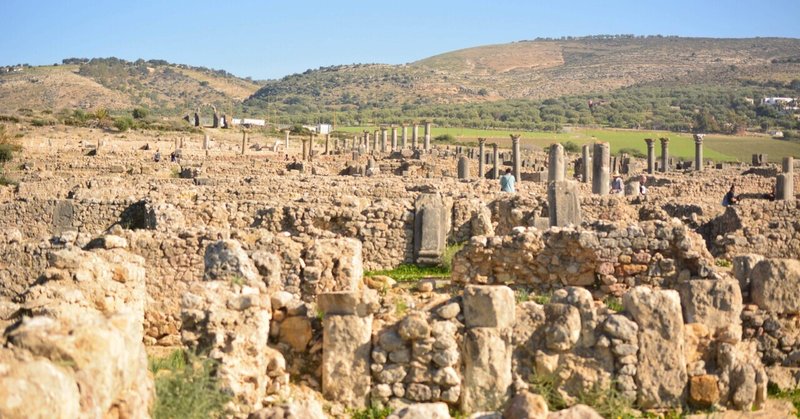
0, 129, 799, 418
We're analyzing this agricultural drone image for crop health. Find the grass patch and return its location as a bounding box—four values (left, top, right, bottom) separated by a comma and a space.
441, 242, 464, 271
768, 382, 800, 417
603, 296, 625, 312
529, 373, 568, 411
149, 350, 230, 419
715, 258, 732, 268
515, 288, 531, 303
532, 292, 552, 305
365, 264, 449, 282
531, 373, 637, 419
395, 299, 409, 317
349, 404, 393, 419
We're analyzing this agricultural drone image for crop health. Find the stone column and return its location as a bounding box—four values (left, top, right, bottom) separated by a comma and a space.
424, 121, 432, 150
203, 134, 210, 150
548, 143, 565, 182
492, 143, 499, 179
644, 138, 655, 174
581, 144, 591, 183
461, 285, 515, 413
241, 131, 247, 155
174, 137, 180, 150
401, 124, 408, 149
212, 112, 219, 128
309, 134, 315, 160
592, 142, 610, 195
412, 123, 419, 150
778, 157, 794, 200
363, 131, 370, 153
318, 291, 373, 408
379, 127, 387, 152
660, 137, 670, 173
693, 134, 704, 171
391, 126, 398, 151
301, 138, 309, 161
458, 156, 470, 179
284, 130, 290, 151
373, 130, 380, 153
511, 135, 521, 184
325, 133, 330, 155
478, 138, 486, 179
180, 137, 185, 149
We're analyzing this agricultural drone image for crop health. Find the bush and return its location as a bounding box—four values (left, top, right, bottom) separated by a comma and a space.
149, 350, 230, 419
617, 147, 646, 158
434, 133, 455, 143
349, 404, 393, 419
132, 107, 150, 119
114, 117, 134, 132
561, 141, 580, 153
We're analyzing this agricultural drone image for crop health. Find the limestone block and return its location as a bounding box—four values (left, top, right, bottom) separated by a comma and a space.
552, 287, 597, 348
547, 404, 603, 419
203, 239, 259, 284
677, 277, 742, 336
303, 238, 363, 295
547, 180, 582, 227
461, 328, 513, 413
623, 287, 687, 409
503, 391, 548, 419
544, 303, 581, 352
388, 402, 451, 419
732, 254, 764, 295
322, 314, 372, 408
751, 259, 800, 314
463, 285, 515, 329
689, 374, 720, 409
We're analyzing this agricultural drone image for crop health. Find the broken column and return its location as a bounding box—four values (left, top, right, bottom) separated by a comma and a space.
592, 142, 610, 195
478, 138, 486, 179
645, 138, 655, 174
319, 291, 374, 408
492, 143, 499, 179
401, 124, 408, 149
511, 135, 521, 184
660, 137, 670, 173
391, 126, 398, 151
213, 111, 219, 128
203, 134, 210, 150
194, 112, 200, 127
325, 134, 330, 155
458, 155, 470, 179
548, 143, 565, 182
302, 138, 309, 161
363, 131, 370, 153
694, 134, 704, 171
412, 123, 419, 150
461, 285, 515, 413
414, 193, 450, 266
423, 121, 432, 150
581, 144, 591, 183
241, 131, 247, 155
284, 130, 290, 151
373, 130, 380, 153
548, 180, 582, 227
777, 156, 794, 200
381, 127, 388, 152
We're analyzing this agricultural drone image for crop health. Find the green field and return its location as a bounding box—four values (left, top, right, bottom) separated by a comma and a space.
338, 126, 800, 162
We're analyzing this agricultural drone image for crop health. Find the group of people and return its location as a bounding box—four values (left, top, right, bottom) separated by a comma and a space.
500, 170, 649, 196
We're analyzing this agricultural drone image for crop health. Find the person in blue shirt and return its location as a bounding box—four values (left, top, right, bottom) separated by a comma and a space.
722, 185, 738, 206
500, 168, 516, 192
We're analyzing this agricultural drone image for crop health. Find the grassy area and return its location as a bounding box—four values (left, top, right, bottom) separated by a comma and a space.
349, 404, 393, 419
769, 383, 800, 417
365, 264, 449, 282
338, 126, 800, 161
149, 350, 230, 419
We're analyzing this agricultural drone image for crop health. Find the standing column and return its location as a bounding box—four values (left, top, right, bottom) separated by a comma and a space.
660, 137, 670, 173
548, 143, 565, 182
301, 138, 309, 161
581, 144, 591, 183
401, 124, 408, 149
381, 127, 388, 152
309, 133, 315, 160
203, 134, 210, 150
363, 131, 370, 153
492, 143, 500, 179
777, 157, 794, 200
325, 133, 330, 155
511, 134, 521, 184
592, 142, 610, 195
373, 130, 380, 153
478, 138, 486, 179
424, 121, 432, 150
693, 134, 704, 171
644, 138, 655, 174
412, 123, 419, 150
391, 126, 398, 151
284, 130, 291, 151
241, 131, 247, 155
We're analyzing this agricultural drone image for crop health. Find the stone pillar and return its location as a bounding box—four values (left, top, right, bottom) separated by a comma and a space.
180, 137, 185, 148
645, 138, 655, 174
424, 121, 432, 150
412, 123, 419, 150
391, 126, 398, 151
284, 130, 290, 151
492, 143, 499, 179
373, 130, 380, 153
511, 135, 521, 184
379, 128, 387, 152
363, 131, 370, 153
458, 155, 470, 179
325, 134, 330, 155
461, 285, 515, 413
302, 138, 309, 161
660, 137, 670, 173
548, 180, 582, 227
203, 134, 210, 150
478, 138, 486, 179
592, 142, 610, 195
777, 156, 794, 200
581, 144, 591, 183
222, 114, 229, 129
194, 112, 200, 127
213, 112, 219, 128
174, 137, 180, 150
693, 134, 704, 171
548, 143, 565, 182
625, 180, 640, 196
318, 291, 373, 408
241, 131, 247, 155
401, 124, 408, 149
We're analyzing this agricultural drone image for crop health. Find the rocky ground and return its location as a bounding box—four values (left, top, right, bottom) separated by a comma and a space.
0, 125, 799, 418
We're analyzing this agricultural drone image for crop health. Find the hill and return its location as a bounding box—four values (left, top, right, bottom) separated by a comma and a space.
0, 58, 263, 115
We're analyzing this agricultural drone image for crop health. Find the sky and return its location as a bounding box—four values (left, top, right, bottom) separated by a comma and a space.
2, 0, 799, 80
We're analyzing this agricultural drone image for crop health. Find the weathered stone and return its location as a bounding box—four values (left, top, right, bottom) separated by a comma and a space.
398, 311, 432, 341
203, 239, 259, 283
414, 193, 451, 266
278, 316, 312, 351
303, 238, 363, 296
463, 285, 515, 329
547, 180, 582, 227
677, 277, 742, 336
732, 254, 764, 295
504, 391, 548, 419
322, 314, 372, 408
602, 314, 638, 342
547, 404, 603, 419
461, 328, 513, 413
544, 303, 581, 352
436, 302, 460, 320
689, 374, 720, 409
623, 287, 687, 409
388, 402, 451, 419
751, 259, 800, 314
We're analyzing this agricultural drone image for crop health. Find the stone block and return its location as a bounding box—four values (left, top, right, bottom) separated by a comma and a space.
751, 259, 800, 314
677, 277, 742, 336
689, 374, 720, 409
461, 327, 513, 413
322, 314, 372, 408
732, 254, 764, 295
547, 180, 582, 227
462, 285, 515, 329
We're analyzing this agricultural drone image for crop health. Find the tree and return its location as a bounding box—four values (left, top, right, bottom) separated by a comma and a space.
132, 107, 149, 119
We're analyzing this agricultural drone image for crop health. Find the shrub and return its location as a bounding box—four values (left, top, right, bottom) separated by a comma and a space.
114, 117, 134, 132
441, 242, 464, 271
132, 107, 150, 119
349, 404, 393, 419
149, 350, 230, 419
434, 133, 455, 143
617, 147, 646, 158
561, 141, 580, 153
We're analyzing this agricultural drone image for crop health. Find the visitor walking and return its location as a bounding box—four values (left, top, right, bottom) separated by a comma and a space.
500, 168, 516, 193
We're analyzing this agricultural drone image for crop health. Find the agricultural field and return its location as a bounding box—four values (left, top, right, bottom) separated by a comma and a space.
338, 126, 800, 161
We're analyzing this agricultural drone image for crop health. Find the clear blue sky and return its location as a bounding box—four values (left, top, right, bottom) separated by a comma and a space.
2, 0, 799, 80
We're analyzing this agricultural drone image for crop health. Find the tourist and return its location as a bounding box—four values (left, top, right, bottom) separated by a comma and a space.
722, 185, 739, 206
639, 174, 648, 195
500, 168, 516, 193
611, 174, 623, 194
153, 150, 161, 163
